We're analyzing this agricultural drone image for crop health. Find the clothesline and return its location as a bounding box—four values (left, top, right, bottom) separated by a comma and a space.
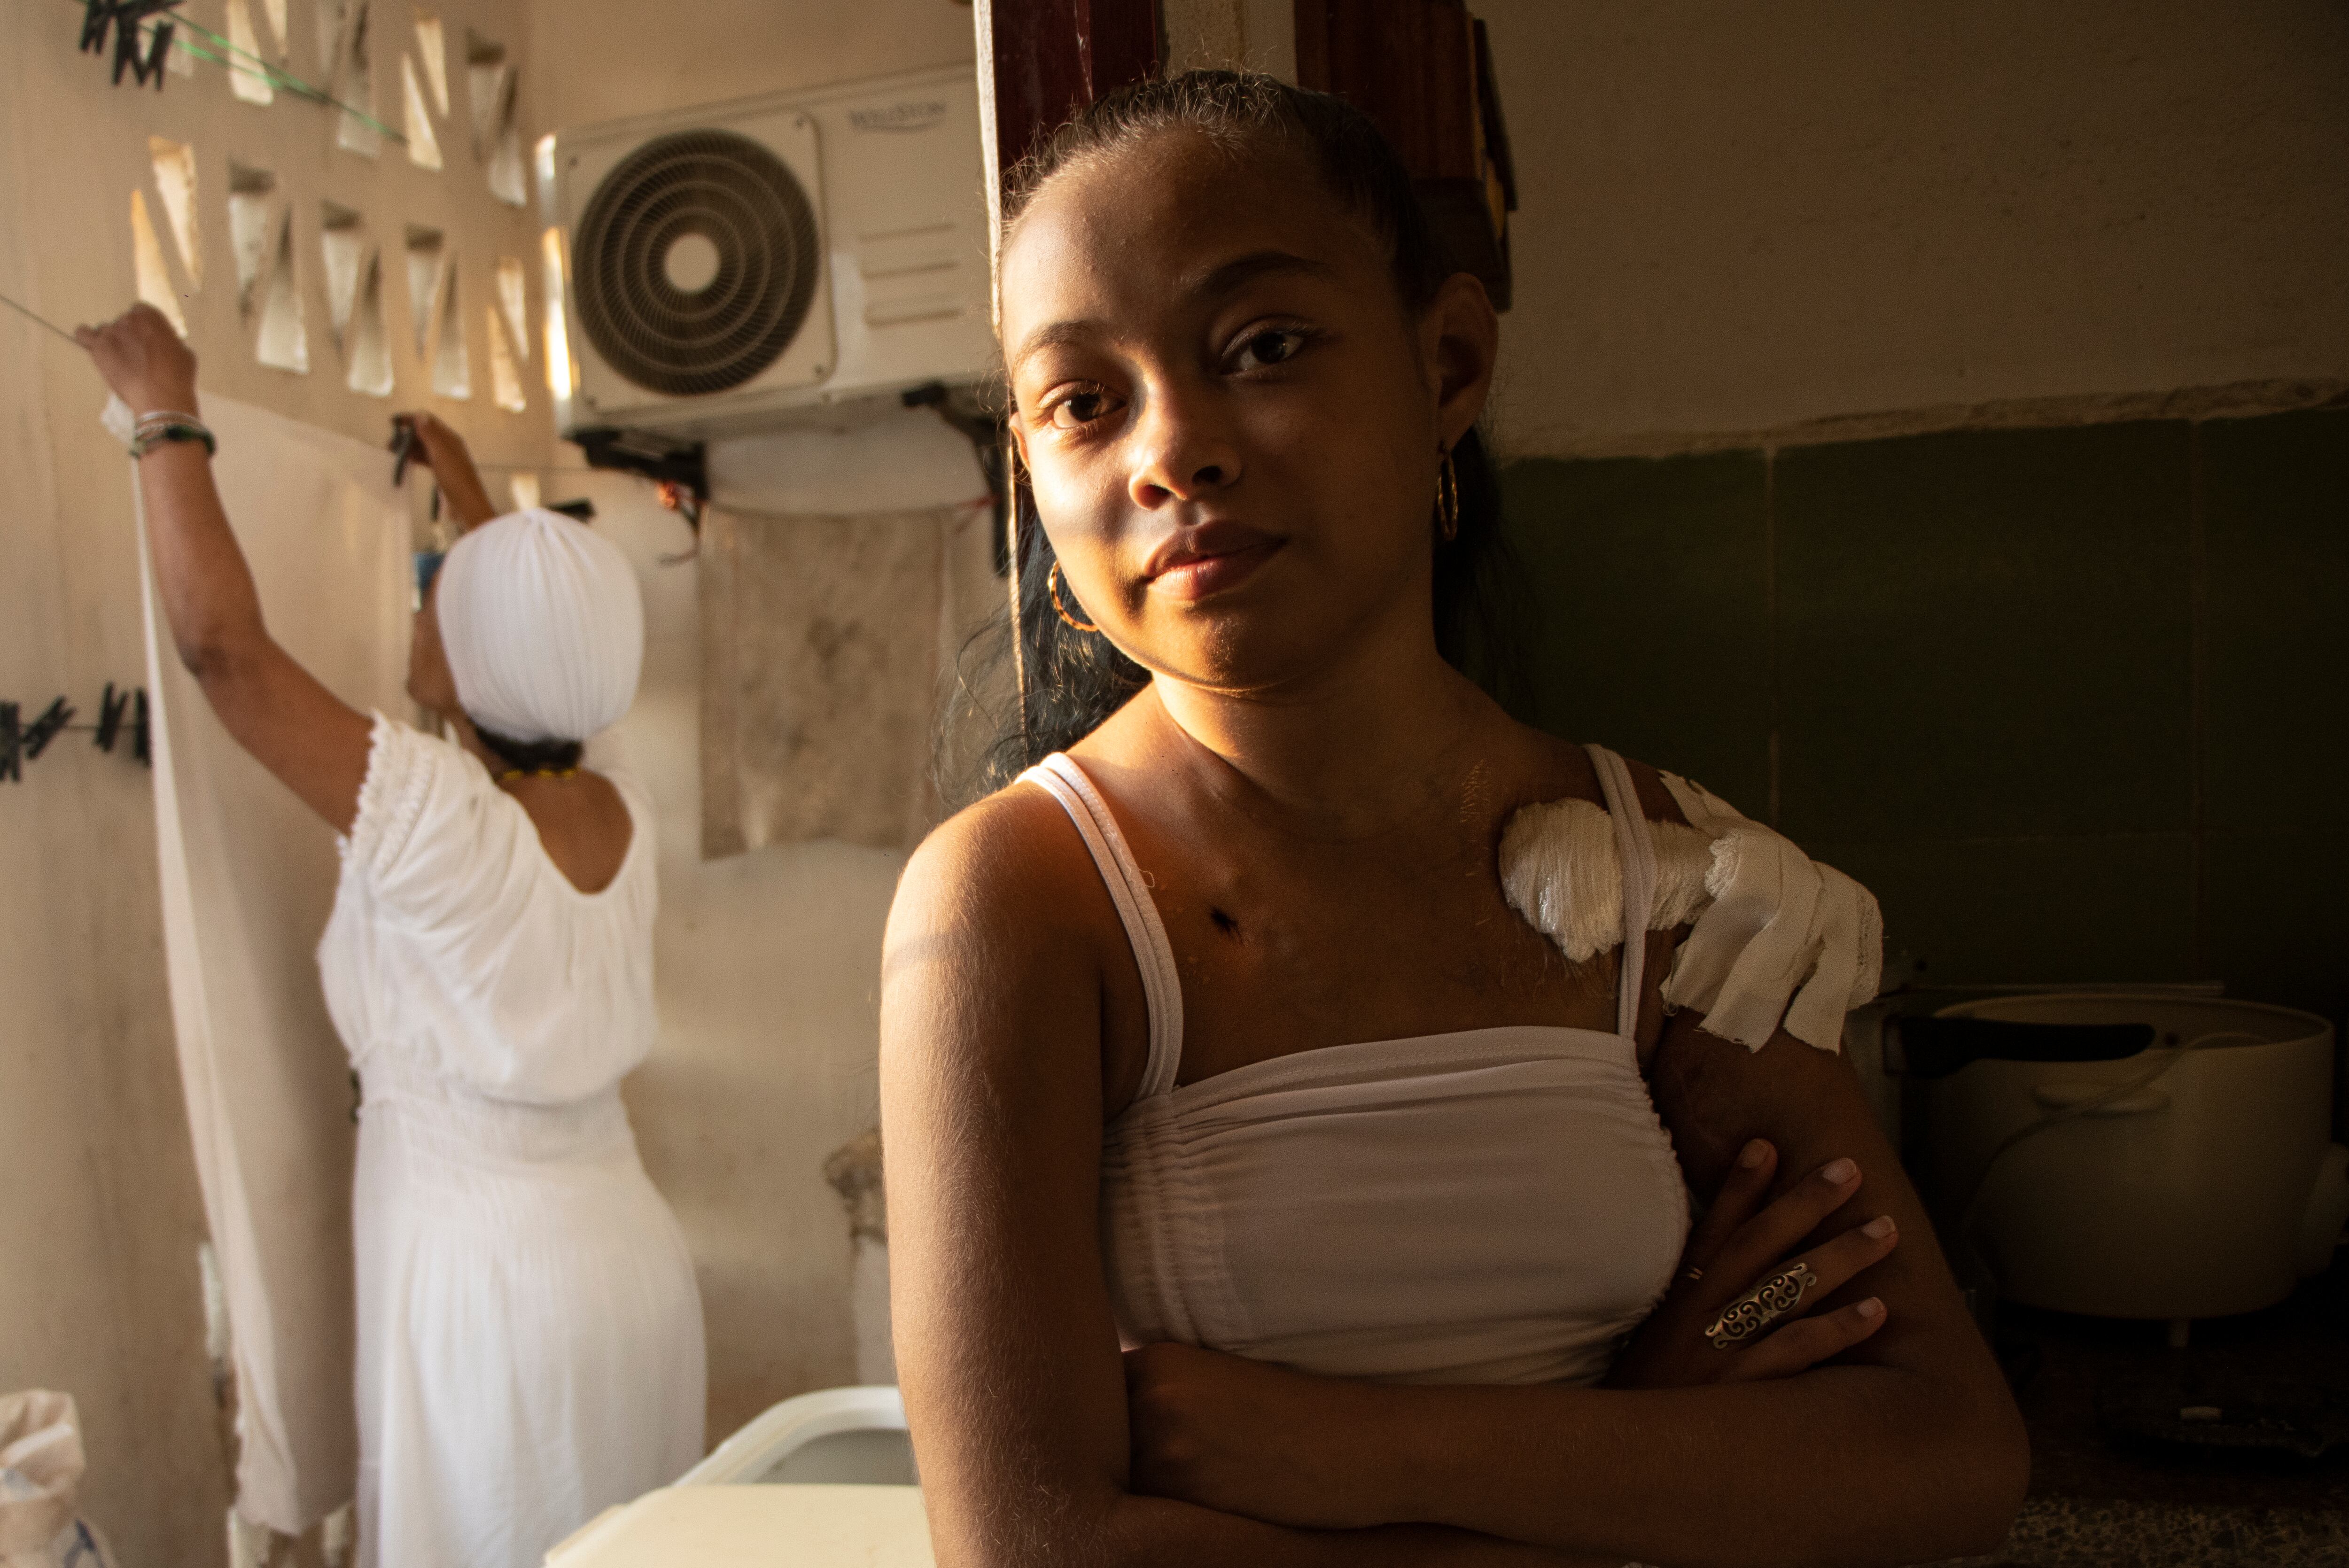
0, 289, 79, 342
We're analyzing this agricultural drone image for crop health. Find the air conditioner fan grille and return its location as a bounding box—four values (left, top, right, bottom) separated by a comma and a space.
573, 129, 820, 397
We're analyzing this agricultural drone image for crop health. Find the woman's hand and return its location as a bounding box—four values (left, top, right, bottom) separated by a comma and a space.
394, 411, 500, 528
76, 303, 198, 417
1605, 1140, 1898, 1389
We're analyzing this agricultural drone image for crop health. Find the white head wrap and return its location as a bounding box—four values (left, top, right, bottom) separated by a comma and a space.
435, 508, 644, 744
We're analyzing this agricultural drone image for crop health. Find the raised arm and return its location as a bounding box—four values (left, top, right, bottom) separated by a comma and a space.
396, 411, 500, 531
78, 304, 372, 831
880, 793, 1612, 1568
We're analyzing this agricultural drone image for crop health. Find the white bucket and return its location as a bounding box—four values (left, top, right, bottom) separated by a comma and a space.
1927, 993, 2349, 1321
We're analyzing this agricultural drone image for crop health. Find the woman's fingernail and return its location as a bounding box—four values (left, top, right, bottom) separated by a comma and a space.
1739, 1139, 1771, 1169
1822, 1158, 1858, 1185
1862, 1215, 1896, 1240
1857, 1297, 1885, 1319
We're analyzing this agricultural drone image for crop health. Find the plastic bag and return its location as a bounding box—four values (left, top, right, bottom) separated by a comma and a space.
0, 1393, 116, 1568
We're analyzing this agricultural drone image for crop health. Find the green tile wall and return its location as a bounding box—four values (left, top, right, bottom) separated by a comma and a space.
2201, 409, 2349, 832
1807, 833, 2197, 986
1502, 406, 2349, 1025
1774, 424, 2193, 845
1501, 451, 1772, 812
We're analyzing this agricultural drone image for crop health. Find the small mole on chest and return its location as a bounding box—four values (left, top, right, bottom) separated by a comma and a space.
1209, 907, 1241, 938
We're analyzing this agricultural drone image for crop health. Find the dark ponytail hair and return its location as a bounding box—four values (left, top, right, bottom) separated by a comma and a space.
943, 69, 1527, 802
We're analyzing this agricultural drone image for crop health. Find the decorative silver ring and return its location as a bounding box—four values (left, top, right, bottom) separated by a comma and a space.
1705, 1263, 1819, 1349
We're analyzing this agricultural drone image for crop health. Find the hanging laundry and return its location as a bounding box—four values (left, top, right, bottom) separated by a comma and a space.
698, 505, 962, 857
120, 394, 412, 1535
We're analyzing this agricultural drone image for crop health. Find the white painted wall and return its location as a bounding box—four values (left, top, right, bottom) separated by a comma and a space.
1473, 0, 2349, 455
559, 458, 994, 1454
563, 472, 890, 1444
519, 0, 982, 1446
526, 0, 973, 131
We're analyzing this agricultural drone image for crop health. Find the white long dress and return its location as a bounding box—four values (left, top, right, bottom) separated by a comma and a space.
317, 717, 705, 1568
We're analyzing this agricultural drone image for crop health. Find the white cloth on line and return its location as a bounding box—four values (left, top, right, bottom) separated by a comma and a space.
436, 508, 645, 745
319, 716, 704, 1568
131, 392, 402, 1532
696, 504, 954, 856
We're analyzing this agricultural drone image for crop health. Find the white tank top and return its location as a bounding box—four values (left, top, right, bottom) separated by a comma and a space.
1020, 745, 1691, 1387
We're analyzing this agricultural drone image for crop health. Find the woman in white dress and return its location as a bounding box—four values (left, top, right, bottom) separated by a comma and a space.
78, 306, 705, 1567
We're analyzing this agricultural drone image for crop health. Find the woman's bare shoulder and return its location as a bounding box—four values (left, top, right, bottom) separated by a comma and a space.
890, 776, 1123, 991
1493, 721, 1692, 828
885, 776, 1147, 1106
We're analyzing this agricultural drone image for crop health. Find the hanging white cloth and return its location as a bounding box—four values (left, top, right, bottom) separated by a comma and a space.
129, 393, 407, 1532
695, 505, 956, 856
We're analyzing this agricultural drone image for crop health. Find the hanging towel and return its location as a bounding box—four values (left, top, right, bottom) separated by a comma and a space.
698, 505, 965, 857
127, 393, 411, 1534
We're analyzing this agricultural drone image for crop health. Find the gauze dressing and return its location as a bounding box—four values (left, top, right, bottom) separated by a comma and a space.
1499, 774, 1882, 1051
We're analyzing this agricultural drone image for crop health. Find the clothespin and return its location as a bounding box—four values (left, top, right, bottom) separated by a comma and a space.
80, 1, 174, 90
121, 15, 173, 88
389, 417, 417, 486
22, 698, 74, 761
94, 683, 129, 753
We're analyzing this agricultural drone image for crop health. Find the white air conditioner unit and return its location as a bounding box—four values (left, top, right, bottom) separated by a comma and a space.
545, 64, 994, 438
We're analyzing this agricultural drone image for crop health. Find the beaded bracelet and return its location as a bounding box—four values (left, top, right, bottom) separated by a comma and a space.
130, 420, 217, 459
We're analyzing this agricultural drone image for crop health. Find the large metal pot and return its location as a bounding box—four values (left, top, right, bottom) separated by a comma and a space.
1926, 994, 2348, 1322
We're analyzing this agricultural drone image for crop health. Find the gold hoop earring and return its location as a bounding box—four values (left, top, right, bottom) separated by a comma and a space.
1048, 560, 1100, 634
1436, 449, 1461, 542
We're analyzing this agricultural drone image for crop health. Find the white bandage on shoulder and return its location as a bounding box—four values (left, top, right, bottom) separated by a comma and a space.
1657, 773, 1883, 1052
1499, 797, 1715, 963
1497, 774, 1882, 1052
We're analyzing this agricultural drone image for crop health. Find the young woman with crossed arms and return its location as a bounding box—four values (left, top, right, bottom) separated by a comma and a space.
881, 74, 2026, 1568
